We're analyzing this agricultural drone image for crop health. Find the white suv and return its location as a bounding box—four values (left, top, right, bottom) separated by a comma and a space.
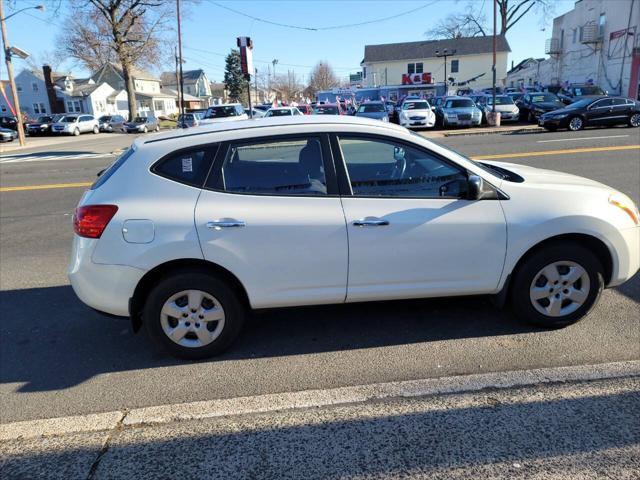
69, 116, 639, 359
53, 114, 100, 135
199, 104, 248, 125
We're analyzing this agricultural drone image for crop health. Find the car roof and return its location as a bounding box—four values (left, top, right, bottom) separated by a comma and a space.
139, 115, 406, 146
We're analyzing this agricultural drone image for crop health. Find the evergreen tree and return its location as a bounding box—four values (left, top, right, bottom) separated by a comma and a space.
224, 49, 248, 103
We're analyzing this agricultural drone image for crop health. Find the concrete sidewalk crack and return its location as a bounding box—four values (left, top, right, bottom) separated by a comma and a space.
86, 410, 128, 480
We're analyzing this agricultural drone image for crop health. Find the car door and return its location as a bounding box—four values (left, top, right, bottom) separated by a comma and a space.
585, 98, 614, 125
332, 134, 507, 302
195, 134, 349, 309
610, 98, 632, 124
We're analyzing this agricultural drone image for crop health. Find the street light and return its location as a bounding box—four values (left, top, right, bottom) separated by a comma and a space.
0, 2, 45, 147
435, 48, 456, 94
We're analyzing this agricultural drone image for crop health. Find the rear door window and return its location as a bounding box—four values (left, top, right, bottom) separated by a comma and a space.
152, 147, 216, 188
211, 137, 327, 196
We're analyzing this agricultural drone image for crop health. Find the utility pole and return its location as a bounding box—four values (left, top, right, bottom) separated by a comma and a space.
176, 0, 185, 117
254, 67, 258, 104
492, 0, 497, 113
272, 59, 278, 102
174, 45, 182, 118
0, 0, 36, 146
435, 48, 456, 95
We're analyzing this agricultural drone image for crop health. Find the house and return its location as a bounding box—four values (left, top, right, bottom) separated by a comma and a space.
544, 0, 639, 98
0, 79, 15, 115
161, 69, 212, 108
506, 57, 553, 89
92, 63, 178, 118
10, 68, 53, 117
209, 82, 229, 104
360, 36, 511, 101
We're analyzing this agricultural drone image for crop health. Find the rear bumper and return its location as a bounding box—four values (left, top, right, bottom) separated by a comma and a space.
67, 235, 145, 316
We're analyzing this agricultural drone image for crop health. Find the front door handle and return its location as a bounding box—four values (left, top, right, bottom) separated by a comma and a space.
353, 218, 389, 227
206, 219, 246, 230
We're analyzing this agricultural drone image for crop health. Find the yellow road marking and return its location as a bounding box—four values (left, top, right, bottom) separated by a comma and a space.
472, 144, 640, 160
1, 145, 638, 192
0, 182, 92, 192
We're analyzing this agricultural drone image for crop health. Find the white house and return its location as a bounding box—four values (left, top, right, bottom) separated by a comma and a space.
506, 58, 554, 89
544, 0, 640, 98
93, 63, 178, 117
161, 69, 212, 108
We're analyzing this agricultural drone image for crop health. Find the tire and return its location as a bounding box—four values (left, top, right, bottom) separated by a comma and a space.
143, 126, 148, 133
143, 270, 246, 359
510, 243, 604, 328
568, 116, 584, 131
93, 125, 99, 134
73, 128, 80, 136
527, 111, 535, 123
155, 124, 160, 132
629, 113, 640, 128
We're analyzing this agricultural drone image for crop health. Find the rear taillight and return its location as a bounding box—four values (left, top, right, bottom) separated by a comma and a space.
73, 205, 118, 238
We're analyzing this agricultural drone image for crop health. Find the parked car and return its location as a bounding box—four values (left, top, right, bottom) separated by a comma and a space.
177, 112, 205, 128
538, 96, 640, 131
68, 115, 639, 359
398, 99, 435, 128
355, 101, 389, 122
507, 92, 525, 104
264, 107, 302, 117
124, 116, 160, 133
313, 103, 344, 115
297, 104, 312, 115
477, 95, 520, 123
516, 92, 565, 122
557, 84, 607, 105
200, 104, 248, 125
98, 115, 126, 132
436, 96, 482, 127
26, 115, 61, 135
244, 108, 266, 119
0, 114, 18, 131
52, 114, 99, 135
0, 126, 18, 142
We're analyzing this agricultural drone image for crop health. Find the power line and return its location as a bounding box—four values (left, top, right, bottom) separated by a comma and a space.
207, 0, 439, 31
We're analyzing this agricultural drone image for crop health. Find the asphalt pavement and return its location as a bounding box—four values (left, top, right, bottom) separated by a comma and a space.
0, 127, 638, 426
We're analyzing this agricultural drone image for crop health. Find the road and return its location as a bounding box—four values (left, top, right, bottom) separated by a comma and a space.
0, 127, 639, 425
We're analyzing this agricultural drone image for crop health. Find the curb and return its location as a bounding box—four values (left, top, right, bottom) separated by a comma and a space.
420, 125, 543, 138
2, 360, 639, 441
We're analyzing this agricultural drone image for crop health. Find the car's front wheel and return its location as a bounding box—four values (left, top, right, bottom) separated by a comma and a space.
510, 243, 604, 328
568, 116, 584, 131
143, 270, 245, 359
73, 128, 80, 136
93, 125, 99, 134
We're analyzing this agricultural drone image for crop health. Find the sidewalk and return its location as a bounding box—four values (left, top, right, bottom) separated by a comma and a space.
422, 123, 543, 138
2, 361, 638, 479
0, 134, 104, 153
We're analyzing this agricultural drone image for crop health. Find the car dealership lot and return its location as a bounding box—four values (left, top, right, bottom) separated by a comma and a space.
1, 127, 638, 424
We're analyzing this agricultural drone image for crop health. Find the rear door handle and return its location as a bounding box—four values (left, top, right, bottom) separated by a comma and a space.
206, 219, 245, 230
353, 218, 389, 227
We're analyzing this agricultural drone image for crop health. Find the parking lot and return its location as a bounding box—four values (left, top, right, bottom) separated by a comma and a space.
1, 126, 638, 426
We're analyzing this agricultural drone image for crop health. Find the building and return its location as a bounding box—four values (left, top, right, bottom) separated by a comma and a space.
360, 35, 511, 101
161, 69, 212, 108
545, 0, 639, 99
93, 63, 178, 118
506, 58, 553, 89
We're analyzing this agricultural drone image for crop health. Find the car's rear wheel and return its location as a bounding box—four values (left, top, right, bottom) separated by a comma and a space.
629, 113, 640, 127
73, 128, 80, 136
155, 124, 160, 132
568, 116, 584, 131
510, 243, 604, 328
143, 126, 148, 133
143, 271, 245, 359
93, 125, 99, 134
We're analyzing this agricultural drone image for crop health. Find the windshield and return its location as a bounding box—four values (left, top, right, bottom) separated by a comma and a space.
314, 105, 338, 115
266, 109, 292, 117
37, 116, 52, 123
59, 116, 77, 123
98, 116, 111, 122
358, 103, 385, 113
205, 106, 239, 118
572, 86, 605, 96
133, 117, 146, 123
530, 94, 561, 103
179, 114, 194, 121
445, 99, 475, 108
403, 101, 429, 110
487, 96, 514, 105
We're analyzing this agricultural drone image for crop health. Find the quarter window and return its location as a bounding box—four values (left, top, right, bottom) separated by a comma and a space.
153, 148, 214, 188
338, 136, 467, 198
215, 137, 327, 196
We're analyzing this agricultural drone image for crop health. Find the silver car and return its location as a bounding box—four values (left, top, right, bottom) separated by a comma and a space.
123, 116, 160, 133
355, 101, 389, 122
98, 115, 126, 132
436, 97, 482, 127
476, 95, 520, 123
52, 114, 100, 135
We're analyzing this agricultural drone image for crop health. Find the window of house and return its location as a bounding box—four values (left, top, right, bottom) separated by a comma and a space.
16, 84, 22, 92
32, 82, 38, 92
560, 29, 564, 49
573, 28, 577, 43
451, 60, 459, 73
579, 26, 584, 42
408, 63, 415, 74
415, 63, 423, 74
338, 136, 467, 198
598, 14, 606, 37
33, 103, 41, 114
154, 100, 164, 111
213, 137, 327, 196
363, 67, 367, 78
152, 149, 213, 188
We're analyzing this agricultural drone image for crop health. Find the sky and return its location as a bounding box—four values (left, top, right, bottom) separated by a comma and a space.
1, 0, 577, 83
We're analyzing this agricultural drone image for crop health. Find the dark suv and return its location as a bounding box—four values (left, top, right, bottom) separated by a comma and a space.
557, 84, 607, 105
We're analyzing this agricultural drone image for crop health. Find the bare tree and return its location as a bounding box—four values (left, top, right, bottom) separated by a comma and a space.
426, 4, 487, 39
26, 50, 63, 73
497, 0, 554, 35
307, 61, 339, 97
272, 70, 302, 102
59, 0, 171, 119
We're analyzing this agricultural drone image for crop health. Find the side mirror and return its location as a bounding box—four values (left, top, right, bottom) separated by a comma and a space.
468, 174, 499, 200
97, 168, 106, 177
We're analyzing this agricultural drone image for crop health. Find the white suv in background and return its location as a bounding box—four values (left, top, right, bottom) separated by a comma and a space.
52, 114, 100, 135
199, 104, 248, 125
69, 116, 639, 359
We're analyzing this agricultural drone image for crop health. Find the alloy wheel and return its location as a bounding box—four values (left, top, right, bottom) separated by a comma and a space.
160, 290, 225, 348
630, 113, 640, 127
529, 261, 591, 317
568, 117, 583, 131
